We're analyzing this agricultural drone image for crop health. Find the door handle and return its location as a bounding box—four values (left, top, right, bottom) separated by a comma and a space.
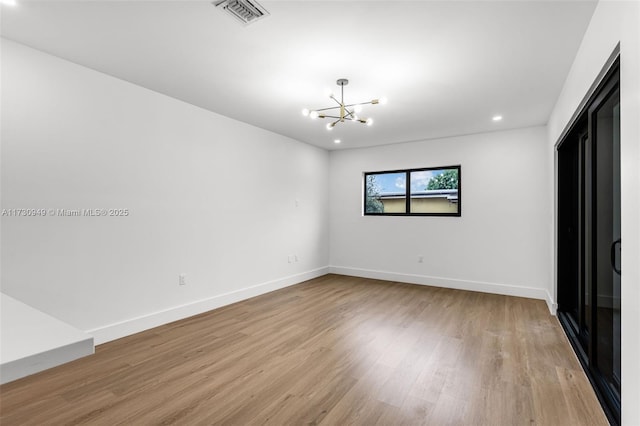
610, 238, 621, 275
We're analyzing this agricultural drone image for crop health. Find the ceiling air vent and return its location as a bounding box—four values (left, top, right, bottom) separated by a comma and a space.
214, 0, 270, 25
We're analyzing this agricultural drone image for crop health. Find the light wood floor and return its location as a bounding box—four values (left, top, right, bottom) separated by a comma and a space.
0, 274, 608, 425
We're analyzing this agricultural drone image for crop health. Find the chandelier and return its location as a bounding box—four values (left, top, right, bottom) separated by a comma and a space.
302, 79, 386, 130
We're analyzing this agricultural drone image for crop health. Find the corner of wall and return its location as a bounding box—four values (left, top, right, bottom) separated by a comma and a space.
545, 290, 558, 316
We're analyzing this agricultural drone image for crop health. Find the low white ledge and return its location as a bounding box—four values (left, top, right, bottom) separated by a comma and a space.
0, 293, 94, 385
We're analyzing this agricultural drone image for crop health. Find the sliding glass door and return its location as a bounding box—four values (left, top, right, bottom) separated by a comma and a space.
557, 60, 620, 425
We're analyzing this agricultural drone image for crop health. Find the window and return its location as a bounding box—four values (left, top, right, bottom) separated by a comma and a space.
364, 165, 461, 216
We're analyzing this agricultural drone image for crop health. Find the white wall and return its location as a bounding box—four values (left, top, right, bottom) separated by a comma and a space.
547, 1, 640, 424
329, 126, 553, 307
0, 39, 330, 344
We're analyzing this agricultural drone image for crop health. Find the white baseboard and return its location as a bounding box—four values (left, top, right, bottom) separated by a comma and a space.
87, 267, 330, 345
546, 291, 558, 316
88, 265, 557, 345
330, 266, 556, 313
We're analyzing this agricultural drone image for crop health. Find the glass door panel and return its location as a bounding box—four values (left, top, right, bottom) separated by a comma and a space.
592, 87, 621, 398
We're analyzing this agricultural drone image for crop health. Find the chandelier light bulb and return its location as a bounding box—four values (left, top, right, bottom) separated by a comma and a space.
310, 110, 319, 119
326, 122, 334, 131
366, 118, 374, 126
302, 108, 310, 117
379, 97, 388, 105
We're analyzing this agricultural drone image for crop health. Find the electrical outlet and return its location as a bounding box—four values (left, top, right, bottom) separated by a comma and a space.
418, 256, 424, 263
294, 255, 298, 262
179, 273, 187, 286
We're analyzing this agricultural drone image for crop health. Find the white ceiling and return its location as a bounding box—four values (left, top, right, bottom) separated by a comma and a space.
1, 0, 597, 150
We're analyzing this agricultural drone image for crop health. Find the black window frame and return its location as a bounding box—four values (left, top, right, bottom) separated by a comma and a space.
363, 165, 462, 217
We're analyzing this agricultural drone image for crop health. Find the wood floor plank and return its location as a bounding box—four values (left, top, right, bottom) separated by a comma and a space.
0, 274, 608, 425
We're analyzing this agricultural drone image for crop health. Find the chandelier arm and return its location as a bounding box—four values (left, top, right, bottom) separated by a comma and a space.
320, 115, 342, 119
314, 106, 341, 112
343, 101, 374, 108
329, 95, 342, 107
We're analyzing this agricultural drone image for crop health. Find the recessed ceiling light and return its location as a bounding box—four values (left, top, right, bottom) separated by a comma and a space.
334, 139, 341, 144
492, 115, 503, 122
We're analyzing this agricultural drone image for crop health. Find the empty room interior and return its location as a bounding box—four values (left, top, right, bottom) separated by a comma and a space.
1, 0, 639, 425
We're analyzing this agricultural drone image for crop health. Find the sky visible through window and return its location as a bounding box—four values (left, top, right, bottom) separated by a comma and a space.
373, 170, 445, 194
